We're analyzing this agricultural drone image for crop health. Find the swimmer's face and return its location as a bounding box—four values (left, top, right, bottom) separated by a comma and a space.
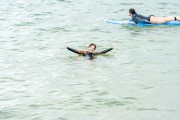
129, 12, 132, 16
88, 45, 96, 52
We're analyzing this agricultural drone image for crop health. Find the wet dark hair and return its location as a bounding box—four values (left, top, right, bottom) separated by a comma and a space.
129, 8, 137, 15
89, 43, 96, 50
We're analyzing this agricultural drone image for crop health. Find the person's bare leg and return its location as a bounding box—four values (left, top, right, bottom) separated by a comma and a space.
150, 16, 175, 24
176, 16, 180, 21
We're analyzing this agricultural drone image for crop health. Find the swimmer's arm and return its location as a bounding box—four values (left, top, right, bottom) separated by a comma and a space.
132, 16, 138, 24
95, 48, 113, 55
66, 47, 84, 55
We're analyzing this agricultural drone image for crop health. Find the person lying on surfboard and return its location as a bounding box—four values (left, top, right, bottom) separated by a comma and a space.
66, 43, 113, 59
129, 8, 180, 24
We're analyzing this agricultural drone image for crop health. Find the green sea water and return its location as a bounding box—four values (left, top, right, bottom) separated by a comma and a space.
0, 0, 180, 120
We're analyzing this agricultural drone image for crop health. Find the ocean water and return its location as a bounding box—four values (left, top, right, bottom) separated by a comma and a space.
0, 0, 180, 120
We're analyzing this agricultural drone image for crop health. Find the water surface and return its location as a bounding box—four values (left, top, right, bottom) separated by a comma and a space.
0, 0, 180, 120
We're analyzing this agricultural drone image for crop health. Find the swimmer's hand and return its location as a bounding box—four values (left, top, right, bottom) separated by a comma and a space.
65, 43, 68, 48
112, 43, 116, 48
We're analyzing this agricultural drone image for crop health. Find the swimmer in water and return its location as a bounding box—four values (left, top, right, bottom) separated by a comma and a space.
66, 43, 113, 59
129, 8, 180, 24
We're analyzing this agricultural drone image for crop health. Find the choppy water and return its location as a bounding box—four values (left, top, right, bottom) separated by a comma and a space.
0, 0, 180, 120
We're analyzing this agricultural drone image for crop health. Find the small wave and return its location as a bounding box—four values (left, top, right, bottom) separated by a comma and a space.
119, 3, 144, 5
14, 22, 34, 26
136, 107, 160, 111
0, 111, 15, 119
56, 0, 72, 3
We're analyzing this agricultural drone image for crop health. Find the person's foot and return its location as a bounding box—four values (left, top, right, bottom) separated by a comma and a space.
176, 16, 180, 21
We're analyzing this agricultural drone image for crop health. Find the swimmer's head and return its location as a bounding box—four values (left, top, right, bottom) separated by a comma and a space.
88, 43, 96, 52
129, 8, 136, 16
